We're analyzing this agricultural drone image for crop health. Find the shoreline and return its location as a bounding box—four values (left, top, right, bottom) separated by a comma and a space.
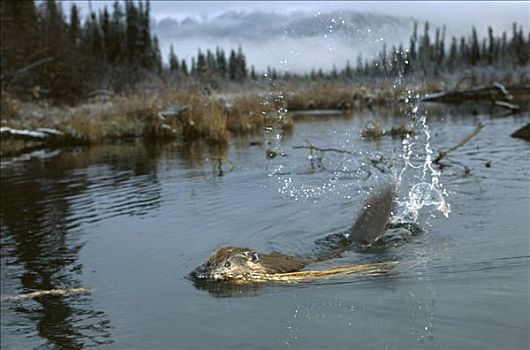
2, 79, 529, 157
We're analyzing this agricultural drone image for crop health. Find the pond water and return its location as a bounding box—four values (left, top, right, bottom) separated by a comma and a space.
1, 104, 529, 349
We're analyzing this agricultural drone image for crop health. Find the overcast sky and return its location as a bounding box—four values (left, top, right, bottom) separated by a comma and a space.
68, 1, 529, 31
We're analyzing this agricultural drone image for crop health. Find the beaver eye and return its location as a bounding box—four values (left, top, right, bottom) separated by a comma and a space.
224, 261, 231, 268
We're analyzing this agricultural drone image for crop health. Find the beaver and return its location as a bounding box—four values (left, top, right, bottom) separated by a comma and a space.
195, 184, 395, 282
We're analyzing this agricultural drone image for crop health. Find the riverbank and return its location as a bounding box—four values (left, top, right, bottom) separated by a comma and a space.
2, 78, 529, 157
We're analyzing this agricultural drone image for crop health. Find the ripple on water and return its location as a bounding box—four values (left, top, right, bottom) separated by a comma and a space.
1, 110, 529, 349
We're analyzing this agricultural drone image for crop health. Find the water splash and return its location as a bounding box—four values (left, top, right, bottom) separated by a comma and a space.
395, 90, 450, 223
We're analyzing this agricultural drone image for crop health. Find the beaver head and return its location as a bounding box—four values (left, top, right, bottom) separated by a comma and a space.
203, 246, 264, 280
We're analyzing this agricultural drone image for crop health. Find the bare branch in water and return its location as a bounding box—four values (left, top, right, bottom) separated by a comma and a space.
292, 141, 392, 175
1, 287, 91, 302
292, 144, 360, 155
433, 122, 484, 165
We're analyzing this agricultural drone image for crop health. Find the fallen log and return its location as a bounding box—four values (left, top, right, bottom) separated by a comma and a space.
492, 100, 520, 112
0, 127, 63, 140
0, 127, 87, 149
493, 82, 513, 100
158, 104, 189, 120
1, 287, 91, 302
423, 84, 529, 103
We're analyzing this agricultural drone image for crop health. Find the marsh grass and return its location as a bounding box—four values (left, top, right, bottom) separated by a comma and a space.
1, 88, 296, 152
281, 80, 413, 111
361, 120, 384, 140
388, 123, 415, 139
285, 81, 355, 110
1, 79, 447, 153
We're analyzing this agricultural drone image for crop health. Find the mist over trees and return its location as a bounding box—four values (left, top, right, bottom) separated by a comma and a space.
356, 21, 530, 79
264, 21, 529, 81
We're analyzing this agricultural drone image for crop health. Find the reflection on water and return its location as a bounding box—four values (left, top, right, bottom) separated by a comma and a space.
1, 107, 529, 349
1, 149, 112, 348
0, 139, 234, 348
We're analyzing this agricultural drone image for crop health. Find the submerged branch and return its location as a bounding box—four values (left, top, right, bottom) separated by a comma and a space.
292, 141, 392, 175
433, 122, 484, 164
292, 144, 359, 155
1, 287, 91, 302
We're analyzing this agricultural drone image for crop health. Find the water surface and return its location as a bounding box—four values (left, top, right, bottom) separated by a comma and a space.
1, 106, 529, 349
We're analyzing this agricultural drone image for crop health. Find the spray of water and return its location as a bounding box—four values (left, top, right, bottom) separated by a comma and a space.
264, 25, 449, 223
395, 90, 450, 223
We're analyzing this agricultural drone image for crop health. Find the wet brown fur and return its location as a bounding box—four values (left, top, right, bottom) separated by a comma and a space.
200, 185, 395, 281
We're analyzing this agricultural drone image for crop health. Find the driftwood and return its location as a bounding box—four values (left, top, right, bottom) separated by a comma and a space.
86, 89, 113, 101
493, 82, 513, 100
423, 83, 528, 108
433, 123, 484, 164
293, 144, 359, 155
1, 287, 91, 302
293, 143, 358, 171
0, 127, 63, 140
487, 83, 520, 113
158, 104, 189, 120
0, 127, 87, 152
231, 262, 395, 284
492, 100, 520, 112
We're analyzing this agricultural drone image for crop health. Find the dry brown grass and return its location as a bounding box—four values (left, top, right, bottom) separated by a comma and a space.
285, 81, 354, 110
2, 78, 442, 151
388, 123, 415, 139
281, 80, 402, 111
361, 120, 384, 140
180, 94, 229, 142
1, 88, 295, 148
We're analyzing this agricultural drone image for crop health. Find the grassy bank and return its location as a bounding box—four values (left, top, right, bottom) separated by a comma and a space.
2, 76, 527, 156
0, 88, 293, 154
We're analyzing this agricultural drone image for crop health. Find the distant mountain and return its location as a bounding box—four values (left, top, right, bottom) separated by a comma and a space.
153, 10, 417, 72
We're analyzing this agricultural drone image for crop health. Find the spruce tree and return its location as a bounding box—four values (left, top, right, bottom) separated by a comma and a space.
216, 47, 227, 78
69, 4, 80, 47
108, 0, 125, 63
228, 49, 237, 80
236, 46, 247, 80
101, 7, 111, 60
469, 26, 480, 65
181, 59, 188, 76
448, 37, 458, 71
196, 49, 207, 76
250, 65, 257, 80
169, 45, 179, 72
487, 26, 495, 64
125, 0, 139, 63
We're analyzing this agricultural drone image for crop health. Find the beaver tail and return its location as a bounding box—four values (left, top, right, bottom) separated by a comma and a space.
348, 184, 395, 244
313, 184, 395, 262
